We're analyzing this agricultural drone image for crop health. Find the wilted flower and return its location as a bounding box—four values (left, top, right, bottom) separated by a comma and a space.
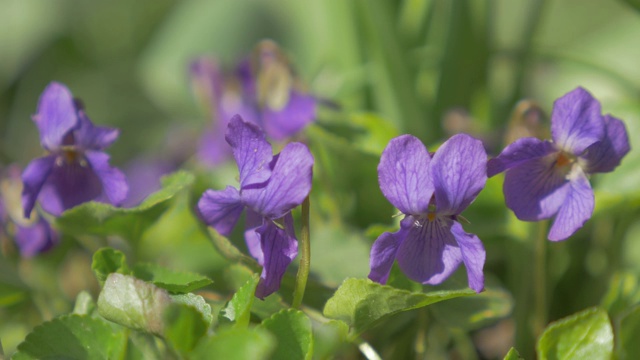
369, 134, 487, 293
21, 82, 128, 217
1, 166, 58, 257
488, 87, 630, 241
191, 40, 316, 166
197, 115, 314, 298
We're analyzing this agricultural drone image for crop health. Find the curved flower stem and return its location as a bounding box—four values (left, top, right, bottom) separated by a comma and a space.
292, 196, 311, 309
533, 220, 549, 337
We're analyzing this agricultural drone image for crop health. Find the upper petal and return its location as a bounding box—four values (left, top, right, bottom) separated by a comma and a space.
85, 151, 128, 207
396, 217, 463, 285
21, 155, 56, 218
34, 82, 80, 151
431, 134, 487, 216
74, 114, 119, 151
226, 115, 273, 188
503, 153, 571, 221
550, 87, 605, 154
368, 216, 411, 284
261, 91, 316, 140
242, 142, 313, 219
197, 186, 244, 236
378, 135, 433, 215
450, 221, 485, 293
548, 170, 594, 241
487, 137, 557, 177
254, 218, 298, 299
581, 114, 630, 174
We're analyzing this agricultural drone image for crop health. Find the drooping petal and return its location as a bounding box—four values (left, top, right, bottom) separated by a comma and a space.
487, 137, 557, 177
548, 170, 594, 241
15, 217, 59, 258
242, 142, 313, 219
34, 82, 79, 151
503, 153, 571, 221
244, 208, 265, 265
74, 114, 119, 150
254, 219, 298, 299
197, 186, 244, 236
368, 216, 410, 284
226, 116, 273, 188
431, 134, 487, 216
581, 114, 631, 174
377, 135, 433, 215
450, 221, 485, 293
38, 160, 104, 216
21, 155, 56, 218
85, 151, 128, 207
261, 91, 316, 140
550, 87, 605, 154
396, 217, 463, 285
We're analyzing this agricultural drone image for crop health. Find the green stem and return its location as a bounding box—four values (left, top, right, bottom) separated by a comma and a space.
533, 220, 549, 337
292, 196, 311, 309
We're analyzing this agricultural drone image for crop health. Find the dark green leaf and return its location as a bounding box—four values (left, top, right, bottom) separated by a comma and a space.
619, 305, 640, 359
601, 272, 640, 319
164, 303, 209, 355
219, 274, 259, 328
56, 171, 194, 240
190, 327, 275, 360
13, 315, 127, 360
170, 293, 213, 325
258, 309, 314, 360
430, 286, 513, 330
132, 262, 212, 293
537, 307, 613, 360
97, 273, 172, 335
312, 319, 349, 360
323, 278, 474, 335
91, 247, 129, 285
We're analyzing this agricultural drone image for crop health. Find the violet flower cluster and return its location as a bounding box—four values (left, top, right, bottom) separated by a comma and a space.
488, 87, 630, 241
21, 82, 128, 217
369, 134, 488, 293
191, 40, 316, 166
197, 115, 314, 298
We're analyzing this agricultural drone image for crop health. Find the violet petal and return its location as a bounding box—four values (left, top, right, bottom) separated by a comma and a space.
74, 114, 119, 151
368, 216, 410, 284
38, 160, 104, 216
450, 221, 485, 293
487, 137, 556, 177
503, 154, 571, 221
85, 151, 128, 207
550, 87, 604, 154
582, 114, 631, 174
242, 142, 313, 219
226, 116, 273, 188
15, 217, 59, 258
548, 170, 594, 241
34, 82, 79, 151
377, 135, 433, 215
254, 219, 298, 299
262, 91, 316, 140
197, 186, 244, 237
244, 208, 265, 265
21, 155, 56, 218
396, 217, 463, 285
431, 134, 487, 216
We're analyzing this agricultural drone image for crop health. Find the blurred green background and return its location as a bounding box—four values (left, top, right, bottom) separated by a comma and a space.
1, 0, 640, 358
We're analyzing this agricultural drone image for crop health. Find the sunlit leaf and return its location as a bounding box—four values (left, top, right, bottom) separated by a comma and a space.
170, 293, 213, 325
258, 309, 314, 360
72, 291, 95, 316
219, 274, 259, 328
91, 247, 130, 285
323, 278, 474, 335
164, 303, 209, 356
132, 263, 212, 293
190, 327, 275, 360
619, 305, 640, 360
430, 286, 513, 330
503, 347, 523, 360
537, 307, 613, 360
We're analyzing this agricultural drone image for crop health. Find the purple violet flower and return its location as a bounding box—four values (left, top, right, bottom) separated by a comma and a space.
191, 41, 316, 166
1, 165, 58, 257
21, 82, 128, 217
197, 115, 314, 298
488, 87, 630, 241
369, 134, 487, 293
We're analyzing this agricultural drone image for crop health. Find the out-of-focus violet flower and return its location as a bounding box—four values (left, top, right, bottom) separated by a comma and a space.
21, 82, 128, 217
488, 87, 630, 241
1, 166, 58, 257
197, 115, 314, 298
191, 40, 316, 166
122, 157, 175, 208
369, 134, 487, 293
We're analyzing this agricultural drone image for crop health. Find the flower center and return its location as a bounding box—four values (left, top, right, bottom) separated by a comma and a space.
56, 146, 87, 167
555, 152, 575, 168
